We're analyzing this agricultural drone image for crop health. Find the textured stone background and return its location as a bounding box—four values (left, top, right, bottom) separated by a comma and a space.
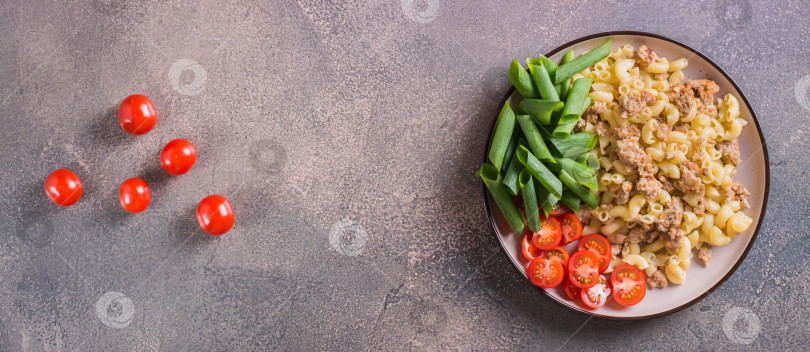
0, 0, 808, 350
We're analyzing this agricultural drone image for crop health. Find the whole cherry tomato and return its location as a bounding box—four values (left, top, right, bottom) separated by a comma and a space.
118, 94, 156, 135
159, 139, 197, 176
196, 195, 234, 236
119, 177, 150, 213
44, 169, 83, 206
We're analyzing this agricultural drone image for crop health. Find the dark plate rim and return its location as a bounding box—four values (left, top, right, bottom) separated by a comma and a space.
481, 31, 770, 320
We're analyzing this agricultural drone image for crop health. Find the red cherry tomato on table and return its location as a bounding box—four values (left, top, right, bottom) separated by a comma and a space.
44, 169, 83, 206
568, 250, 600, 289
557, 212, 583, 245
160, 139, 197, 176
581, 274, 611, 309
119, 177, 150, 213
611, 264, 647, 306
196, 195, 234, 236
521, 232, 543, 261
578, 234, 611, 273
531, 216, 561, 250
118, 94, 156, 135
527, 257, 564, 288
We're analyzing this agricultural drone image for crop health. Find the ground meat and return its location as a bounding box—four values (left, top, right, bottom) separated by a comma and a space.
656, 196, 684, 233
698, 247, 712, 266
675, 161, 705, 195
577, 205, 592, 226
607, 231, 625, 245
686, 79, 720, 113
652, 114, 666, 124
644, 230, 661, 243
662, 228, 685, 252
615, 124, 640, 140
640, 90, 657, 105
717, 139, 741, 165
636, 175, 662, 198
666, 83, 698, 116
659, 175, 675, 193
610, 244, 622, 257
627, 226, 646, 243
654, 72, 669, 81
575, 116, 588, 131
619, 94, 646, 119
656, 121, 669, 141
647, 269, 669, 289
595, 121, 608, 137
724, 182, 751, 209
621, 243, 631, 257
589, 101, 608, 114
635, 45, 658, 67
694, 199, 706, 216
616, 138, 655, 177
614, 181, 633, 205
672, 122, 689, 133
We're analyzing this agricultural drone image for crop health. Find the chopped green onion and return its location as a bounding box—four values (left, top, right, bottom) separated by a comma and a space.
534, 178, 559, 218
488, 102, 517, 170
502, 138, 528, 195
528, 64, 560, 101
559, 169, 599, 208
560, 50, 575, 100
516, 145, 563, 199
509, 60, 539, 99
554, 38, 612, 85
519, 169, 540, 232
548, 132, 598, 156
478, 163, 525, 233
539, 55, 558, 81
560, 158, 598, 191
501, 128, 523, 171
560, 189, 581, 213
516, 114, 555, 164
517, 99, 563, 125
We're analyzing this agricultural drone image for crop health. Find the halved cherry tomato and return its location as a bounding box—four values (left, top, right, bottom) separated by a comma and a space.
557, 213, 583, 245
118, 94, 156, 135
561, 276, 581, 300
521, 232, 543, 261
527, 257, 564, 288
196, 195, 234, 236
119, 177, 150, 213
532, 217, 561, 250
160, 139, 197, 176
44, 169, 83, 206
578, 234, 611, 273
568, 250, 600, 289
543, 246, 569, 268
611, 264, 647, 306
581, 274, 611, 309
547, 202, 568, 217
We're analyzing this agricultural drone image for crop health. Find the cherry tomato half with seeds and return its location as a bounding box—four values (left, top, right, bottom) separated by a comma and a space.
527, 257, 564, 288
543, 246, 569, 268
119, 177, 150, 213
581, 274, 611, 309
557, 212, 583, 245
44, 169, 83, 206
561, 276, 581, 300
578, 234, 611, 273
118, 94, 156, 135
611, 264, 646, 306
531, 216, 561, 250
568, 250, 600, 289
160, 139, 197, 176
521, 232, 543, 261
547, 202, 568, 217
196, 195, 234, 236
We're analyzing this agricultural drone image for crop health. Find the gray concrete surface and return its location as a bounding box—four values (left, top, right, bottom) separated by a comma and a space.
0, 0, 808, 350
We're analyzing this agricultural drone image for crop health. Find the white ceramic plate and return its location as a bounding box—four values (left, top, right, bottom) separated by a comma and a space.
483, 32, 769, 319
